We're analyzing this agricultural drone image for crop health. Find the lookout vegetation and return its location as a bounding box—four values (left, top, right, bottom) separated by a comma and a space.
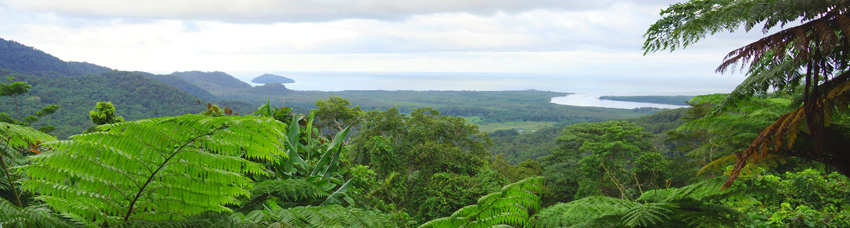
0, 0, 849, 227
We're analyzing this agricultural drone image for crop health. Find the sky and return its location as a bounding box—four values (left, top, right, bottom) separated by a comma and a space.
0, 0, 773, 88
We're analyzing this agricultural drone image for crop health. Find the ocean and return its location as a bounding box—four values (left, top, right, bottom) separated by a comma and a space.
226, 71, 744, 109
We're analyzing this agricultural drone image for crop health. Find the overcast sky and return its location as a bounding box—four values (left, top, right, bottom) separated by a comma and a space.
0, 0, 769, 80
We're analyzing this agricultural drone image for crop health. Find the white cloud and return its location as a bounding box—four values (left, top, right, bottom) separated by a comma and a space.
4, 0, 624, 22
0, 0, 760, 84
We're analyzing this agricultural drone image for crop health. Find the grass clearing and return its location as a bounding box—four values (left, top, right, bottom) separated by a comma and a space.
476, 121, 558, 133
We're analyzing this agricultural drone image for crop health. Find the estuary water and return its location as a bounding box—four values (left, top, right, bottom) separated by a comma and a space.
549, 93, 690, 109
227, 71, 740, 109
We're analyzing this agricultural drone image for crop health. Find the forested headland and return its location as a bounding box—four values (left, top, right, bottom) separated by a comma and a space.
2, 0, 850, 227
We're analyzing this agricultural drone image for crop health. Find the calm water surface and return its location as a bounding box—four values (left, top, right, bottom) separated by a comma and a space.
550, 93, 690, 109
227, 71, 737, 109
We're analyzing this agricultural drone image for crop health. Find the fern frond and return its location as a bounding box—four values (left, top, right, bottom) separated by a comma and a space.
531, 196, 638, 228
536, 178, 747, 228
676, 199, 750, 228
255, 205, 399, 228
21, 115, 288, 225
419, 176, 544, 228
0, 198, 78, 228
241, 178, 329, 211
0, 122, 57, 148
621, 203, 673, 227
115, 211, 263, 228
722, 80, 850, 188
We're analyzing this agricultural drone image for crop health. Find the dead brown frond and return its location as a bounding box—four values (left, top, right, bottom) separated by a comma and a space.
721, 80, 850, 189
716, 13, 850, 74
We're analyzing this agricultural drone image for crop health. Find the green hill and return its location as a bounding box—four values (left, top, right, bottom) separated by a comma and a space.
0, 69, 207, 139
0, 37, 111, 77
136, 71, 218, 101
172, 71, 252, 90
626, 107, 688, 134
249, 83, 292, 95
251, 73, 295, 84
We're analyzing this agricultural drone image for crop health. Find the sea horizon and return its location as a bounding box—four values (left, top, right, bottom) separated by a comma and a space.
211, 71, 744, 96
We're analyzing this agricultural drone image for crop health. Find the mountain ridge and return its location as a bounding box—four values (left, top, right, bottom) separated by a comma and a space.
0, 37, 112, 77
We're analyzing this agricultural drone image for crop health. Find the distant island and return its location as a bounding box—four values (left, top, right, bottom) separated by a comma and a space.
251, 73, 295, 84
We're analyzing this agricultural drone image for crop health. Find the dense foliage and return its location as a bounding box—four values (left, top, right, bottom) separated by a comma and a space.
488, 127, 561, 165
350, 107, 504, 222
138, 72, 219, 102
644, 0, 850, 188
3, 4, 850, 224
0, 69, 208, 138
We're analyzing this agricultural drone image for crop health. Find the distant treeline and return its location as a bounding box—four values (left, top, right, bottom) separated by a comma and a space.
598, 95, 693, 105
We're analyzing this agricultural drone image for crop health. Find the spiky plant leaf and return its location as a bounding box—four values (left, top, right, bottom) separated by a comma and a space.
311, 125, 351, 178
321, 179, 353, 206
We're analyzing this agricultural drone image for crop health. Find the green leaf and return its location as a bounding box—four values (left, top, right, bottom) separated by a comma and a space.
321, 179, 353, 206
311, 125, 351, 177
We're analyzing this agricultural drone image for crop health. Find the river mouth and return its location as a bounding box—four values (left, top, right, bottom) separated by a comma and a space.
550, 93, 690, 109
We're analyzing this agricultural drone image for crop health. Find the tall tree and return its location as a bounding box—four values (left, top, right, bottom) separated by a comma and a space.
0, 76, 60, 133
89, 101, 124, 125
0, 76, 30, 120
540, 121, 659, 202
351, 107, 497, 222
313, 95, 362, 137
643, 0, 850, 188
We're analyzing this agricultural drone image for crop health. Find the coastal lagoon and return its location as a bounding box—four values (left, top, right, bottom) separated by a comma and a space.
227, 71, 739, 109
550, 93, 690, 109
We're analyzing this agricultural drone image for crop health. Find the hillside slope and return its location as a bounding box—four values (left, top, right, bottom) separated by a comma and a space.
136, 71, 219, 101
0, 69, 207, 138
0, 37, 111, 77
172, 71, 252, 91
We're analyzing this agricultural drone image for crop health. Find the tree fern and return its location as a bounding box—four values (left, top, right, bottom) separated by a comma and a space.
0, 198, 78, 228
0, 122, 56, 208
530, 196, 638, 228
112, 212, 263, 228
532, 178, 748, 228
231, 205, 401, 228
644, 0, 850, 187
21, 115, 289, 225
418, 176, 544, 228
